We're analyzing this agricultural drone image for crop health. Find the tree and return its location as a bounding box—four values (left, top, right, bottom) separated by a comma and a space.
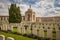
9, 4, 22, 23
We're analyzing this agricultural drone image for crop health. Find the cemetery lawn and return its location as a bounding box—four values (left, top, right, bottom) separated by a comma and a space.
13, 27, 56, 40
0, 27, 56, 40
0, 31, 36, 40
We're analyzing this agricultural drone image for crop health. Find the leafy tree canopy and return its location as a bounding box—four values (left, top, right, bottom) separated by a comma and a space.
9, 4, 22, 23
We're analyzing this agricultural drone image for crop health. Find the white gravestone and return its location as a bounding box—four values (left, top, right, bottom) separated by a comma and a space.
47, 29, 52, 40
32, 25, 37, 35
39, 25, 44, 37
3, 24, 7, 31
21, 25, 25, 34
56, 24, 60, 40
56, 30, 60, 40
8, 24, 13, 32
0, 35, 5, 40
27, 26, 31, 34
7, 37, 14, 40
1, 24, 3, 30
17, 24, 22, 34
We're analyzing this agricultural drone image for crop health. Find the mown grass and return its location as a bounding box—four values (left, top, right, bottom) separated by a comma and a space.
0, 30, 36, 40
53, 32, 56, 40
52, 26, 56, 40
52, 30, 56, 40
13, 27, 17, 33
14, 28, 56, 39
0, 26, 56, 40
44, 31, 47, 37
13, 27, 56, 40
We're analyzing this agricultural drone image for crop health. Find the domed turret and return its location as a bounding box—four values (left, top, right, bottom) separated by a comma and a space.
25, 5, 36, 22
26, 5, 33, 13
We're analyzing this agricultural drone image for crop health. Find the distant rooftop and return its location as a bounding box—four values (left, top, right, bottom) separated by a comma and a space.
0, 14, 9, 16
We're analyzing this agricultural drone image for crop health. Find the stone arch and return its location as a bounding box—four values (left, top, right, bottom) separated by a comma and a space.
33, 15, 35, 20
28, 14, 30, 21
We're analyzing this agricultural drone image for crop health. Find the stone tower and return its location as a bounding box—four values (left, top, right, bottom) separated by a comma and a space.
25, 5, 36, 22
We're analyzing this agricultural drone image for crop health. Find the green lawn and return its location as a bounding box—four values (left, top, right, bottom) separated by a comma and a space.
13, 27, 56, 40
52, 30, 56, 40
0, 31, 36, 40
44, 31, 47, 37
0, 27, 56, 40
13, 27, 17, 33
52, 26, 56, 40
53, 32, 56, 40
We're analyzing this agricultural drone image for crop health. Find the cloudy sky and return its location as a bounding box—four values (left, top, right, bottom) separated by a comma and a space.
0, 0, 60, 17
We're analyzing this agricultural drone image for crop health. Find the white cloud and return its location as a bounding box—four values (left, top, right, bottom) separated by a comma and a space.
0, 0, 60, 17
0, 2, 8, 16
0, 3, 4, 9
33, 0, 55, 17
19, 4, 29, 16
58, 2, 60, 4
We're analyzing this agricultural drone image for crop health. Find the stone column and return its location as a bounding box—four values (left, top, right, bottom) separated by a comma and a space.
0, 35, 5, 40
2, 17, 4, 22
6, 17, 8, 22
7, 37, 14, 40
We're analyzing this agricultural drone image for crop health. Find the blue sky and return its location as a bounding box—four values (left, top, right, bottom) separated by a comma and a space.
0, 0, 60, 17
54, 0, 60, 7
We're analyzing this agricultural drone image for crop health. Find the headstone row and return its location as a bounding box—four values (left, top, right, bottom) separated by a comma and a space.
0, 23, 60, 40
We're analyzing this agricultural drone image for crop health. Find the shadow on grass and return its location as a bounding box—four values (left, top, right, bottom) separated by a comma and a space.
0, 30, 53, 40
